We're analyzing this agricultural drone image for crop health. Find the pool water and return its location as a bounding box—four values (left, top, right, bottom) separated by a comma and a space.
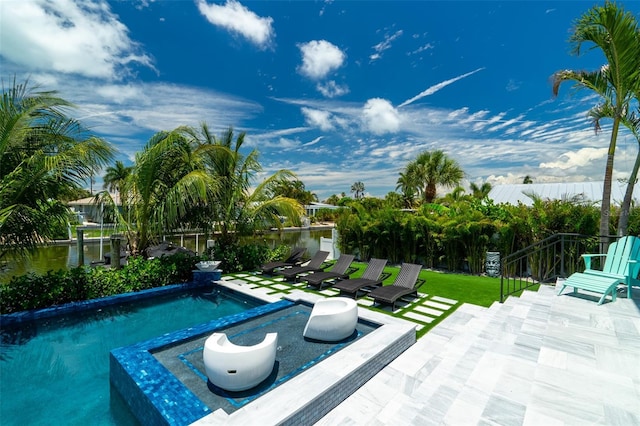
0, 288, 260, 426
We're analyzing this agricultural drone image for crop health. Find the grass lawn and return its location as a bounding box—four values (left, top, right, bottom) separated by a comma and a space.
348, 261, 504, 307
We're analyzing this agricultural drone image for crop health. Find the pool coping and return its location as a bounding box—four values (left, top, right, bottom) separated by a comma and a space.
191, 279, 417, 425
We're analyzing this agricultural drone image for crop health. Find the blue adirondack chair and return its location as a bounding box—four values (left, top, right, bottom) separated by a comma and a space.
557, 236, 640, 304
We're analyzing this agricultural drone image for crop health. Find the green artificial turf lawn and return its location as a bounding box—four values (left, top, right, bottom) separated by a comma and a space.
348, 261, 507, 308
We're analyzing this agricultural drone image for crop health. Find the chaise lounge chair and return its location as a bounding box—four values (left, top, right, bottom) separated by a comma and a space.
368, 263, 423, 310
302, 254, 356, 290
333, 258, 389, 298
259, 247, 306, 275
276, 250, 330, 281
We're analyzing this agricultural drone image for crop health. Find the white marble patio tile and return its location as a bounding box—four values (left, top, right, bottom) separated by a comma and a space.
443, 387, 489, 426
595, 344, 640, 374
431, 295, 457, 304
243, 275, 264, 282
508, 303, 531, 319
538, 346, 568, 369
422, 300, 454, 310
492, 359, 536, 406
356, 298, 374, 306
542, 334, 596, 358
465, 352, 506, 394
316, 380, 400, 425
590, 314, 616, 332
269, 283, 290, 290
528, 382, 606, 425
420, 384, 460, 421
604, 404, 640, 426
613, 317, 640, 337
404, 311, 435, 324
617, 333, 640, 351
414, 305, 444, 317
520, 320, 548, 337
522, 408, 565, 426
481, 394, 526, 426
374, 392, 423, 425
500, 317, 524, 334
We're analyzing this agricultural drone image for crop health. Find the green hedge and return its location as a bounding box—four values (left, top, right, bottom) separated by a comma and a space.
0, 253, 201, 314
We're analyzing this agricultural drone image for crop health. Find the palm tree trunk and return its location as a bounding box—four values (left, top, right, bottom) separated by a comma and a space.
425, 183, 436, 203
617, 145, 639, 236
600, 118, 621, 250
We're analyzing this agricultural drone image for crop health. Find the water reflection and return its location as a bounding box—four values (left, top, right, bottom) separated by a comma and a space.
2, 229, 332, 280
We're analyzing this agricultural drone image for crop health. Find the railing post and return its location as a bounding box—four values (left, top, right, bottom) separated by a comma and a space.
560, 234, 566, 278
76, 229, 84, 267
110, 234, 121, 270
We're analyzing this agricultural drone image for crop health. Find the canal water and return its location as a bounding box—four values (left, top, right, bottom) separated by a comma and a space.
1, 228, 333, 281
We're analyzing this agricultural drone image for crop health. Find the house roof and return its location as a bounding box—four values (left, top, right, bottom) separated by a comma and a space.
68, 193, 121, 206
487, 181, 639, 206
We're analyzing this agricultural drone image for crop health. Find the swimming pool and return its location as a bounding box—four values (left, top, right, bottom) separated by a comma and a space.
0, 283, 261, 425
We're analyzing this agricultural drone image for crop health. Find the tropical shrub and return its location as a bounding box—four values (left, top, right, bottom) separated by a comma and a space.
207, 242, 272, 273
313, 208, 342, 222
336, 195, 610, 275
0, 254, 200, 314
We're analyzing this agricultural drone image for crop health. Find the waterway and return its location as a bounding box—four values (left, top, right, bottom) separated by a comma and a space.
1, 228, 333, 281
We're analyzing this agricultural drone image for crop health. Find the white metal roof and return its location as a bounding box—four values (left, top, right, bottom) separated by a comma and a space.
487, 181, 639, 206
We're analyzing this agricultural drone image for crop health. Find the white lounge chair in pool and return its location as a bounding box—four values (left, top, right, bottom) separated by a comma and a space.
303, 297, 358, 342
203, 332, 278, 392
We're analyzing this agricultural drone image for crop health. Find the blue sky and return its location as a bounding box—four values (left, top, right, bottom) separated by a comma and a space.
1, 0, 639, 200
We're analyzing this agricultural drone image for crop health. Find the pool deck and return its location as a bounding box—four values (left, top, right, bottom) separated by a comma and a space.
317, 283, 640, 425
212, 277, 640, 425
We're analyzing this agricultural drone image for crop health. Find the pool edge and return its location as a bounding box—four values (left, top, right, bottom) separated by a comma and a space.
192, 280, 417, 425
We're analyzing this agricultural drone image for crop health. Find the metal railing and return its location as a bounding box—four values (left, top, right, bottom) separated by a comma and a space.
500, 233, 604, 302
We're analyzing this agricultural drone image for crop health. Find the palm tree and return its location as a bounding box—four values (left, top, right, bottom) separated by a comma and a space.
351, 181, 365, 199
271, 179, 317, 205
97, 128, 217, 254
522, 175, 533, 184
610, 105, 640, 235
0, 79, 114, 260
396, 169, 420, 208
103, 160, 132, 198
185, 124, 303, 250
406, 150, 464, 203
552, 1, 640, 240
470, 181, 493, 199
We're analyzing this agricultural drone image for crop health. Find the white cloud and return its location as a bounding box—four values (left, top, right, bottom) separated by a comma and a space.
303, 136, 323, 147
316, 80, 349, 98
297, 40, 345, 80
399, 68, 485, 108
506, 79, 521, 92
472, 112, 506, 132
196, 0, 274, 48
361, 98, 400, 134
410, 42, 435, 55
370, 29, 403, 62
540, 147, 607, 170
302, 107, 335, 131
0, 0, 154, 80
